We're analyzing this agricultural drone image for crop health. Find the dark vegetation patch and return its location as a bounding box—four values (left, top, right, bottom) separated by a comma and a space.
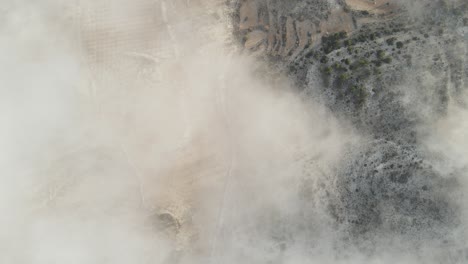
321, 31, 347, 54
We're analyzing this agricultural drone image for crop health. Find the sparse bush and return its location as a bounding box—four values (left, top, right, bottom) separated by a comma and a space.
359, 59, 369, 66
242, 35, 248, 44
396, 41, 403, 49
344, 39, 353, 46
382, 57, 392, 64
333, 63, 347, 72
338, 73, 350, 81
343, 5, 351, 13
350, 85, 368, 106
320, 55, 329, 64
356, 34, 368, 43
386, 37, 396, 45
321, 67, 332, 87
322, 31, 348, 54
376, 50, 385, 59
373, 60, 382, 67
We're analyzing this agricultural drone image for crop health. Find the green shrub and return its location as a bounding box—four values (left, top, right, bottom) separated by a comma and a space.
322, 31, 348, 54
350, 85, 368, 106
338, 73, 350, 81
323, 67, 332, 75
382, 57, 392, 64
358, 59, 369, 66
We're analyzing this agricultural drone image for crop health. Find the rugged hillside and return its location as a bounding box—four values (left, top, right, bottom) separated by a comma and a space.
231, 0, 468, 251
4, 1, 466, 263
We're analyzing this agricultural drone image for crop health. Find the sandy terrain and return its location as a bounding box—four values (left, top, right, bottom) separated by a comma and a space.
76, 0, 232, 253
320, 9, 355, 35
345, 0, 399, 14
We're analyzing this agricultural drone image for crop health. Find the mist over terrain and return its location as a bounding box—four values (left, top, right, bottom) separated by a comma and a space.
0, 0, 467, 263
